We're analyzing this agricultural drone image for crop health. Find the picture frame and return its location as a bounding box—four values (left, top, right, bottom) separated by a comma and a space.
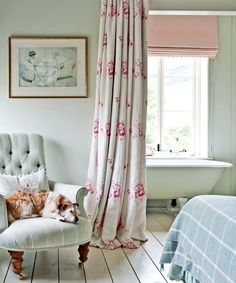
9, 36, 88, 98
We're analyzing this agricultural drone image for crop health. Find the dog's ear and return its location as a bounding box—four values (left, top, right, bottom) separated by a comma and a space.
59, 203, 69, 211
57, 195, 67, 211
58, 203, 63, 211
73, 203, 79, 207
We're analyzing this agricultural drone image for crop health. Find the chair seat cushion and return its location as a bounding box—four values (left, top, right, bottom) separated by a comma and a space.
0, 217, 91, 251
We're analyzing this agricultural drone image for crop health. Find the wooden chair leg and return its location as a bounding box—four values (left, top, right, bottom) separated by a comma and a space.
78, 242, 90, 265
8, 251, 24, 279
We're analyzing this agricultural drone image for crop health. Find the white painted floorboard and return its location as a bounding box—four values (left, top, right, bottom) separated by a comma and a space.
0, 250, 11, 283
59, 247, 85, 283
85, 247, 113, 283
123, 246, 167, 283
32, 250, 59, 283
0, 212, 178, 283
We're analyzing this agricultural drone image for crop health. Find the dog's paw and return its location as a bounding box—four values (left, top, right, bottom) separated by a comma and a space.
57, 216, 65, 222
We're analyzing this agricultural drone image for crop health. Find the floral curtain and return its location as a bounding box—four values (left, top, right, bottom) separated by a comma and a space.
85, 0, 149, 249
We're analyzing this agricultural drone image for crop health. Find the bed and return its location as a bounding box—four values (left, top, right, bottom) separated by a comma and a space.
160, 195, 236, 283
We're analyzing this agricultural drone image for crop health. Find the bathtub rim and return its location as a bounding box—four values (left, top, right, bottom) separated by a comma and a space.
146, 158, 233, 168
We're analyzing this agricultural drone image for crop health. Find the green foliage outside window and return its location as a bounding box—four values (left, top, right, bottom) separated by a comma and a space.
164, 126, 191, 153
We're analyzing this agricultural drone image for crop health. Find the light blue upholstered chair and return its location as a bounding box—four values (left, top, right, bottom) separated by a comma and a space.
0, 133, 91, 279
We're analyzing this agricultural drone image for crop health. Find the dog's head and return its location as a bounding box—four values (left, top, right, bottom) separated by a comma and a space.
58, 197, 79, 223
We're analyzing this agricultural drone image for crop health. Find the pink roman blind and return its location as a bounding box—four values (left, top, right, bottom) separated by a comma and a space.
148, 15, 219, 58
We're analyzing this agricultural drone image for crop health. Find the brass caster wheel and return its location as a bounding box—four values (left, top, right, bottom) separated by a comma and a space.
78, 262, 84, 268
17, 273, 24, 280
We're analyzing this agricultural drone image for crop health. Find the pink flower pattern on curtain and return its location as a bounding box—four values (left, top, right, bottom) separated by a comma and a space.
85, 0, 149, 249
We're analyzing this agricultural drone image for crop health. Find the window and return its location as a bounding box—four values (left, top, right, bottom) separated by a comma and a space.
146, 56, 208, 157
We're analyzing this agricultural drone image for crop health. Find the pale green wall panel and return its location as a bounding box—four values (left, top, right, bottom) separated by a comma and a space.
211, 17, 235, 195
231, 17, 236, 195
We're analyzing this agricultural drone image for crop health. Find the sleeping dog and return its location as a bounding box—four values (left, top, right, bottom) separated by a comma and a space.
5, 191, 79, 224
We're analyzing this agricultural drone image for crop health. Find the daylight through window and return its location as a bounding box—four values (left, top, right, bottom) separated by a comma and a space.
146, 56, 208, 157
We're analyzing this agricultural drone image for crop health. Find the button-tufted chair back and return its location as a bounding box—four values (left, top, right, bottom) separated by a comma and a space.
0, 134, 46, 176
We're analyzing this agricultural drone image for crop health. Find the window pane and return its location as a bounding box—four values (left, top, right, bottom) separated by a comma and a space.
148, 56, 158, 77
162, 57, 195, 154
147, 57, 158, 145
164, 57, 193, 77
146, 56, 208, 157
164, 77, 193, 112
162, 112, 193, 153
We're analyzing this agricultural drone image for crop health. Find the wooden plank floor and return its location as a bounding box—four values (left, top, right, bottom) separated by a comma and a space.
0, 211, 178, 283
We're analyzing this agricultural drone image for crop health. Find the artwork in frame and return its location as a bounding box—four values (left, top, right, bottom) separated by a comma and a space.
9, 36, 88, 98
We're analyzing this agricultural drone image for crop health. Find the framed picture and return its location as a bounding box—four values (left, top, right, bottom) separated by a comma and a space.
9, 36, 88, 98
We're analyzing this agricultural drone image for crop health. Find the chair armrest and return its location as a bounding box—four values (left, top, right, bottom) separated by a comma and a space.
0, 194, 8, 233
48, 180, 88, 218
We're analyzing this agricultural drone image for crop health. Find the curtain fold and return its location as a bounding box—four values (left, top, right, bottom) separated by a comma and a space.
85, 0, 149, 249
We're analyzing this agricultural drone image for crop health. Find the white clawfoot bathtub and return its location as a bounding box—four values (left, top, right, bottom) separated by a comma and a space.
146, 158, 232, 199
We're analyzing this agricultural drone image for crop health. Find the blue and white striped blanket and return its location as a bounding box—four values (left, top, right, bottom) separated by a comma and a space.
160, 195, 236, 283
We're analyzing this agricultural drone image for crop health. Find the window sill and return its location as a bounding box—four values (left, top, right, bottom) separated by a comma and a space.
146, 152, 210, 160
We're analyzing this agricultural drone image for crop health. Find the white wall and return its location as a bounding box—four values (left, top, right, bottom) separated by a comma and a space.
209, 17, 236, 195
0, 0, 100, 185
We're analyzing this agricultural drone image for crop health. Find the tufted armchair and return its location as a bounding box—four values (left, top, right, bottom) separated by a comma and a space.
0, 133, 91, 279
